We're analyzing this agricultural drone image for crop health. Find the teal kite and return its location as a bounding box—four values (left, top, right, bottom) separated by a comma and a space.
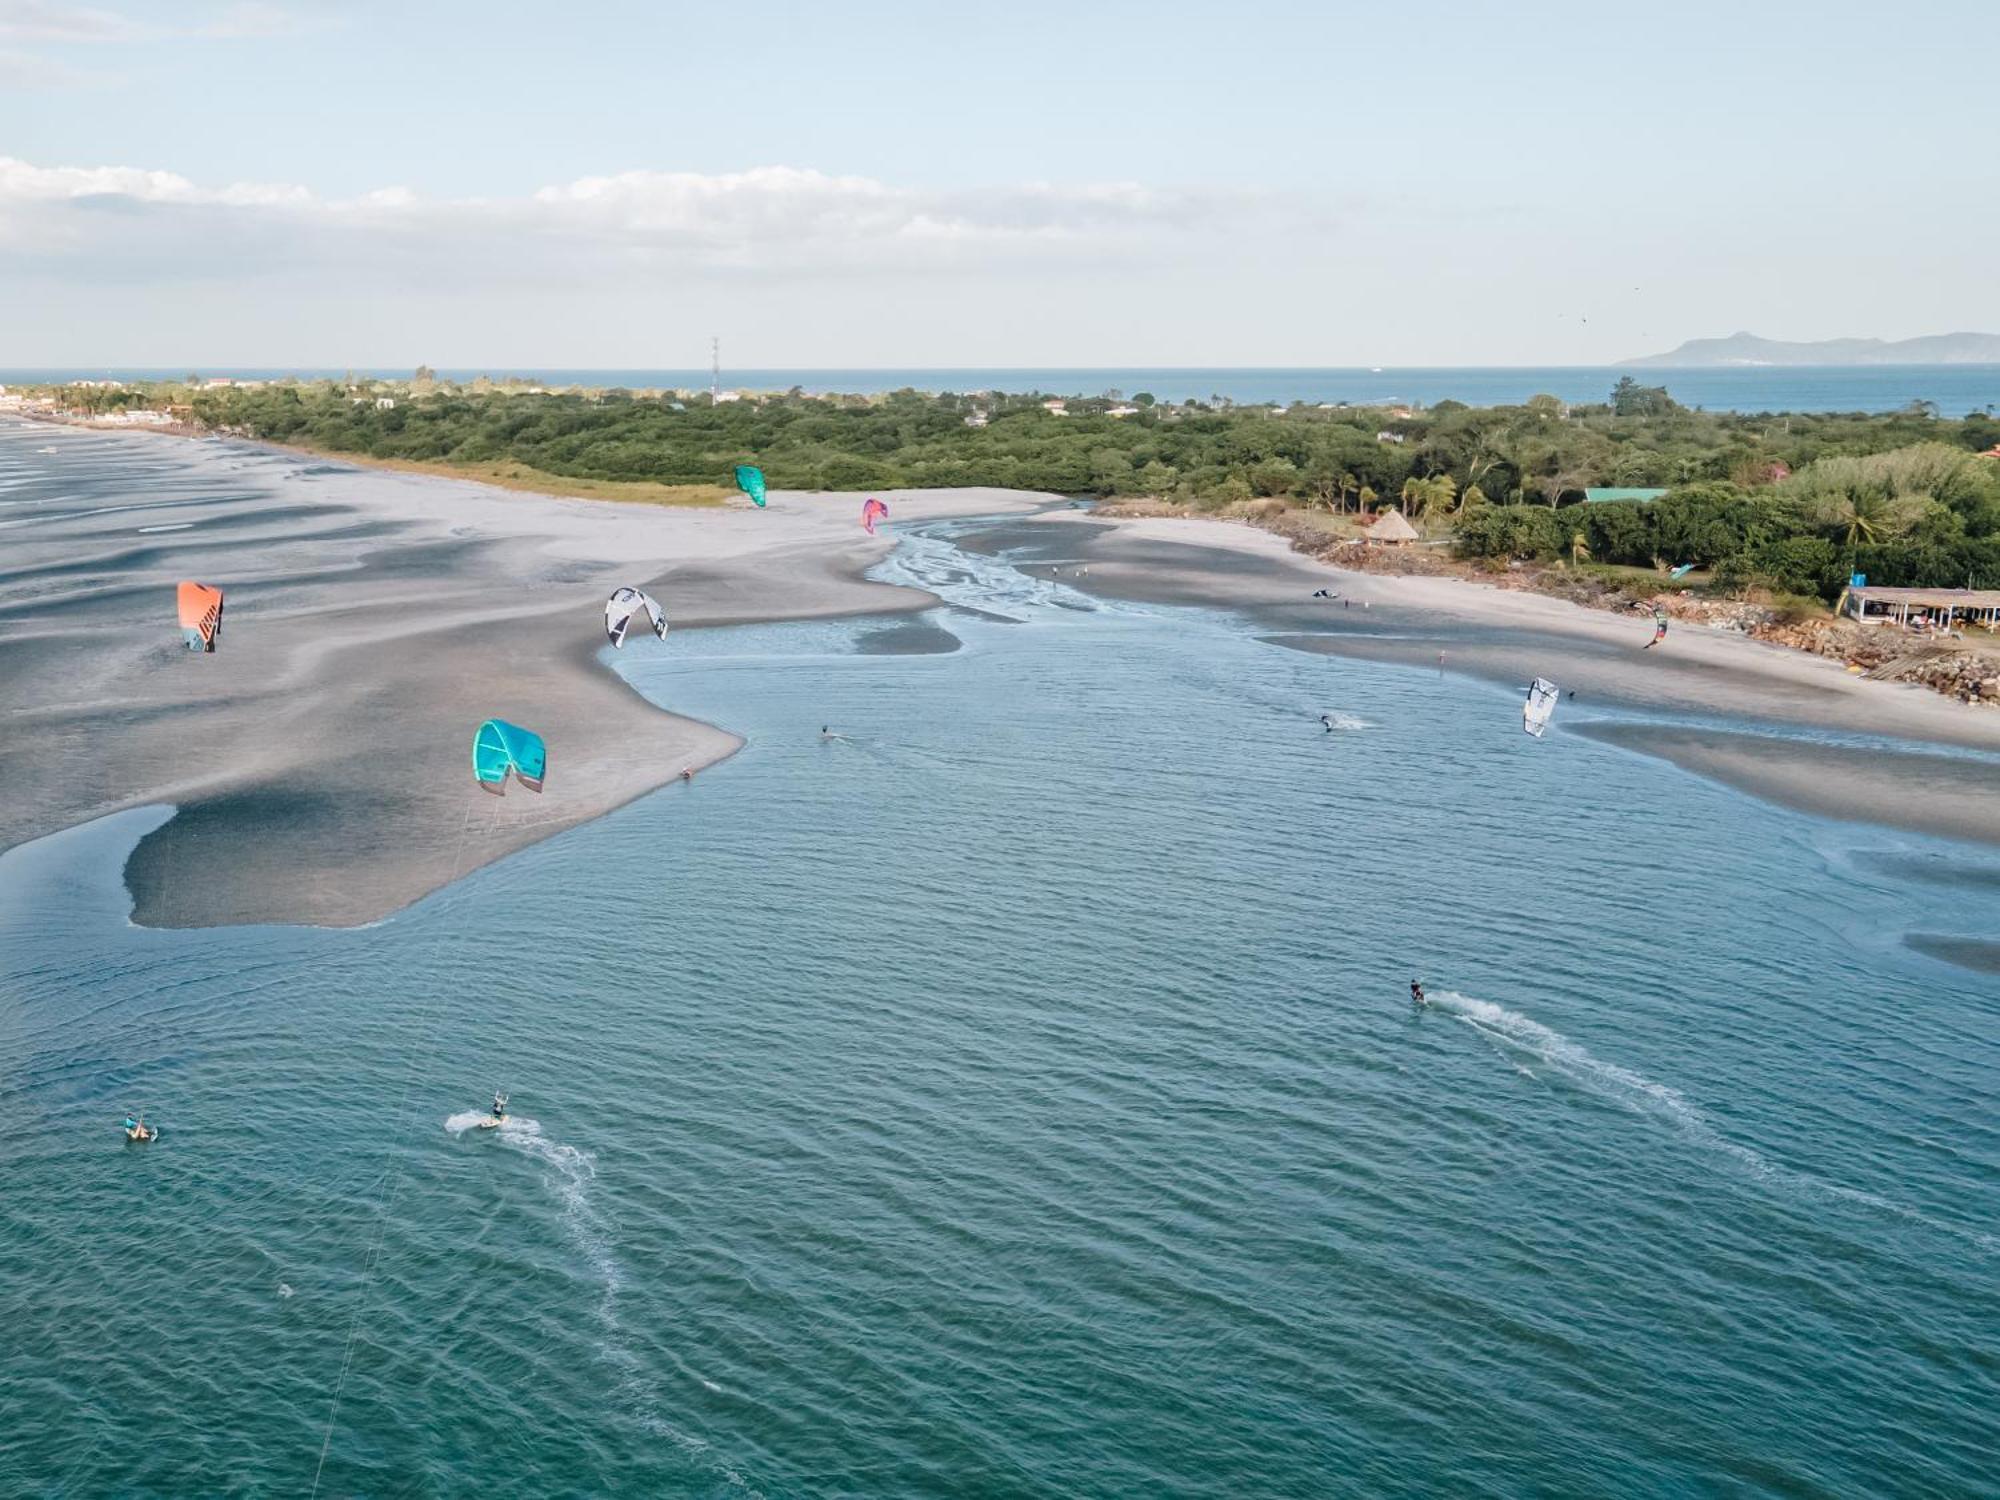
734, 465, 766, 508
473, 719, 546, 794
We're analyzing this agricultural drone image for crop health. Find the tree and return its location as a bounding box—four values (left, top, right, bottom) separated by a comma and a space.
1610, 376, 1679, 417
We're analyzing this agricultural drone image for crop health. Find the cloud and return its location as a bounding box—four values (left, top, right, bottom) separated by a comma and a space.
0, 1, 146, 42
0, 43, 101, 83
0, 1, 306, 45
0, 156, 1252, 282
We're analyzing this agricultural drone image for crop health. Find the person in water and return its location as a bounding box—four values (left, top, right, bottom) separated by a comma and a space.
1410, 980, 1427, 1007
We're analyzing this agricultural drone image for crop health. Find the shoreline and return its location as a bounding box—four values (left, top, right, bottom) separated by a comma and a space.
0, 421, 1052, 927
970, 510, 2000, 849
8, 414, 1999, 930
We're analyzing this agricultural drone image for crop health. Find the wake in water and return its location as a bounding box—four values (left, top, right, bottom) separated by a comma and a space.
1319, 713, 1374, 733
440, 1112, 752, 1487
1429, 991, 1997, 1253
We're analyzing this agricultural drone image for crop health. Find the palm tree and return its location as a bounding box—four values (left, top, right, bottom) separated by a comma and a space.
1570, 530, 1592, 565
1832, 491, 1891, 546
1459, 483, 1488, 514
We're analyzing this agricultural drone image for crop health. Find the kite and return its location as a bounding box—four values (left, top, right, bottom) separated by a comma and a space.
734, 465, 766, 508
473, 720, 547, 793
861, 497, 889, 535
1523, 678, 1560, 738
176, 581, 223, 652
605, 587, 668, 648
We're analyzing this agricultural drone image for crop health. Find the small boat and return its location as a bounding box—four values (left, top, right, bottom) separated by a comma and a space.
122, 1114, 158, 1143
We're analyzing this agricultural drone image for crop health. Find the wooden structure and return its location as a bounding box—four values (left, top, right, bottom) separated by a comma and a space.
1842, 585, 2000, 629
1366, 508, 1419, 544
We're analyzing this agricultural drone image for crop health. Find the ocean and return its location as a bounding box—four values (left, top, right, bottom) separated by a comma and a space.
2, 519, 1998, 1494
6, 365, 2000, 417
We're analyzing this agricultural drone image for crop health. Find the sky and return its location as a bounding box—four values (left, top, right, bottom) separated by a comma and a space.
1, 0, 1995, 369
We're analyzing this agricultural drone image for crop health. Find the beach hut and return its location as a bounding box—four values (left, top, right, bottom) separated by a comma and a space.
1366, 508, 1419, 545
1841, 585, 2000, 631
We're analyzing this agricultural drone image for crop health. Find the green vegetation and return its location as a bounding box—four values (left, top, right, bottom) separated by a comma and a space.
42, 375, 2000, 600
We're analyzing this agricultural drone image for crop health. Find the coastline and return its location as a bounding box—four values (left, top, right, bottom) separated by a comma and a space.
0, 422, 1052, 926
977, 510, 2000, 848
9, 413, 1999, 931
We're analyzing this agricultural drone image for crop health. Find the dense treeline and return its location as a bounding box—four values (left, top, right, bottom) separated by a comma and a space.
164, 375, 2000, 600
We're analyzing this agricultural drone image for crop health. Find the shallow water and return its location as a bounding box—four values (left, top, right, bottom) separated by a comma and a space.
3, 517, 1998, 1495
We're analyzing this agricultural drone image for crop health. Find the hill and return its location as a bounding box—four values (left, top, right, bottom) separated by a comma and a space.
1622, 331, 2000, 367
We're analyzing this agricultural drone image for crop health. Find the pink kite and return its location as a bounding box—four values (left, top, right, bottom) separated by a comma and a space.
861, 497, 889, 535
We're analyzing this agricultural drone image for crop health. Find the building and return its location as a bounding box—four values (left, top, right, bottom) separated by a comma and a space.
1041, 399, 1069, 416
1842, 585, 2000, 630
1106, 405, 1140, 418
1375, 430, 1405, 444
1366, 508, 1419, 545
1583, 487, 1668, 503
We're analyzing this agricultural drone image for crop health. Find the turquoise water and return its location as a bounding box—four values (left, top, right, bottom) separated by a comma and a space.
3, 525, 1998, 1495
7, 365, 2000, 415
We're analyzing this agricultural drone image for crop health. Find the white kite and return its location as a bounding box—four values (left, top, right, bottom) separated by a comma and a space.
604, 587, 668, 649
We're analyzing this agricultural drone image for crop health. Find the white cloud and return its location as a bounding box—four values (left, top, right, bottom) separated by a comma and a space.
0, 43, 99, 83
0, 155, 1247, 279
0, 1, 146, 42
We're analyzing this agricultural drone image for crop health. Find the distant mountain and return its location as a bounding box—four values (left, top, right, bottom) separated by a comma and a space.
1621, 331, 2000, 368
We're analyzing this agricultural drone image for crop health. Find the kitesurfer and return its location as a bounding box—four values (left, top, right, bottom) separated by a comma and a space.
122, 1114, 155, 1143
490, 1091, 508, 1124
1410, 980, 1427, 1008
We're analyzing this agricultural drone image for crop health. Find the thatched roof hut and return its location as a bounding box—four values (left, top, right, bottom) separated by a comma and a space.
1367, 508, 1419, 544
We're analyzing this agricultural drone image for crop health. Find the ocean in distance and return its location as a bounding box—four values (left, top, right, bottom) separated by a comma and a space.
7, 365, 2000, 417
2, 511, 1997, 1495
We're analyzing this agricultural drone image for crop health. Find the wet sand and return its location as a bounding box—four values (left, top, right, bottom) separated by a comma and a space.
0, 424, 1046, 926
979, 511, 2000, 849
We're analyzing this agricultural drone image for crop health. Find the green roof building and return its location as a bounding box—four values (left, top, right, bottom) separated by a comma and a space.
1583, 487, 1669, 503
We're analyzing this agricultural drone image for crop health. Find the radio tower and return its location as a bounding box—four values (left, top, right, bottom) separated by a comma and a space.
710, 336, 720, 402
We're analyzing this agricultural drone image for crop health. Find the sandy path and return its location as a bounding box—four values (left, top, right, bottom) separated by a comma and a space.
0, 424, 1048, 925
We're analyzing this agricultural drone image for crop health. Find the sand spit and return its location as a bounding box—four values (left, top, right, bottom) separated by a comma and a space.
999, 511, 2000, 847
0, 425, 1047, 926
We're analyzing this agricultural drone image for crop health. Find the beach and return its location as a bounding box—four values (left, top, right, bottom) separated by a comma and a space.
0, 423, 1047, 926
975, 511, 2000, 843
7, 437, 2000, 1496
6, 425, 2000, 932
